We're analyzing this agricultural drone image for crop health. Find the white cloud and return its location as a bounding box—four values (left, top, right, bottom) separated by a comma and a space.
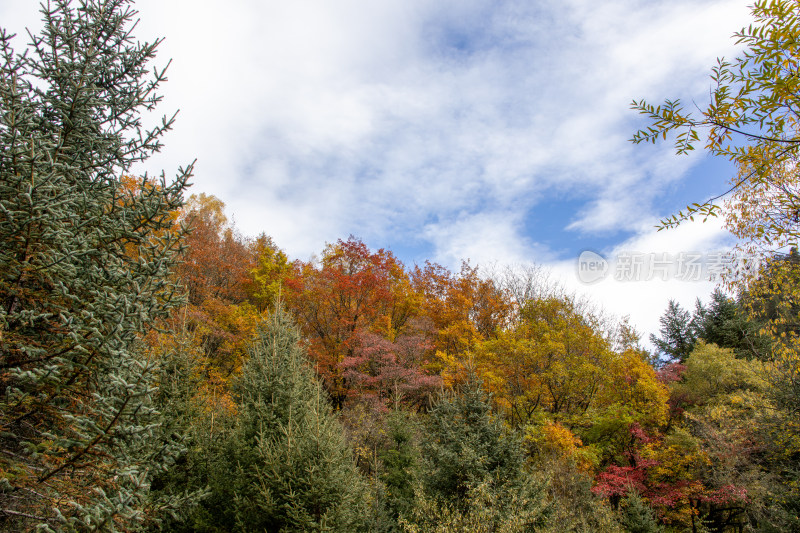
423, 210, 555, 267
110, 0, 752, 261
551, 217, 735, 344
0, 0, 755, 338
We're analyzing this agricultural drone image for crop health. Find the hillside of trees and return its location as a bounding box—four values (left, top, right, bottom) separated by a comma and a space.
2, 0, 800, 531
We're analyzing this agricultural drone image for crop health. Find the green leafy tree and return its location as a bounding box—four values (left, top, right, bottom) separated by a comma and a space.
400, 480, 549, 533
0, 0, 191, 529
740, 254, 800, 529
673, 343, 764, 404
631, 0, 800, 263
632, 4, 800, 524
647, 342, 785, 530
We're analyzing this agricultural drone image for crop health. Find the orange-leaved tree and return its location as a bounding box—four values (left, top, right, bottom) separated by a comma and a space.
411, 261, 511, 382
285, 237, 423, 407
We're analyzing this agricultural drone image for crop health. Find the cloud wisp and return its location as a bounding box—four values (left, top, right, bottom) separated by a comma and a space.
0, 0, 753, 339
121, 0, 747, 259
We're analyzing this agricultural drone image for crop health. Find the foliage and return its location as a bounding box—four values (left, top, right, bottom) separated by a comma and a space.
693, 289, 770, 360
179, 194, 253, 306
183, 310, 371, 532
412, 261, 510, 370
649, 300, 696, 364
379, 410, 423, 528
468, 296, 610, 425
524, 421, 596, 474
467, 294, 668, 450
286, 237, 422, 408
419, 377, 525, 504
631, 0, 800, 259
399, 480, 549, 533
249, 232, 292, 313
609, 343, 771, 531
9, 4, 800, 522
143, 326, 213, 531
0, 0, 191, 529
240, 313, 370, 531
532, 456, 621, 533
740, 254, 800, 530
175, 194, 264, 378
405, 377, 550, 530
630, 5, 800, 522
337, 399, 425, 532
618, 490, 662, 533
341, 329, 440, 410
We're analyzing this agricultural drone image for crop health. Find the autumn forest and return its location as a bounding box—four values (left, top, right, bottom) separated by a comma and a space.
2, 1, 800, 532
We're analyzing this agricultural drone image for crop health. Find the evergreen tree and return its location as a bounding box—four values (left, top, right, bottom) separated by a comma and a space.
194, 310, 371, 532
695, 290, 740, 347
144, 327, 214, 531
691, 289, 768, 359
691, 298, 708, 341
618, 490, 662, 533
421, 378, 520, 503
406, 377, 549, 531
379, 411, 421, 528
0, 0, 191, 529
649, 300, 695, 363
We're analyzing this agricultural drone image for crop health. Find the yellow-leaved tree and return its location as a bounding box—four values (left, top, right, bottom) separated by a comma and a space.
631, 1, 800, 526
631, 0, 800, 253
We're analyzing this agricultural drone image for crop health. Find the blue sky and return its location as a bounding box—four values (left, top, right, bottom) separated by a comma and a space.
0, 0, 753, 341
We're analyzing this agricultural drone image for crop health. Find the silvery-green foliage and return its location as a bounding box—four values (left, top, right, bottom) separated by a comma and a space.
0, 0, 191, 529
